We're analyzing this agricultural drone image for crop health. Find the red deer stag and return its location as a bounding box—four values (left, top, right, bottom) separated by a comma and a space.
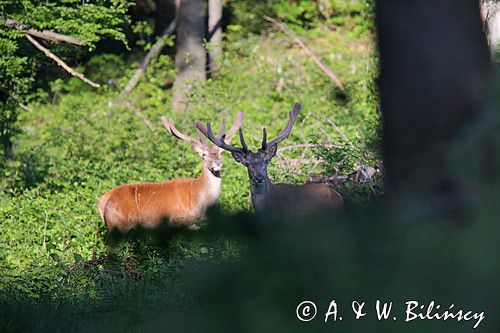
196, 103, 343, 220
98, 112, 244, 231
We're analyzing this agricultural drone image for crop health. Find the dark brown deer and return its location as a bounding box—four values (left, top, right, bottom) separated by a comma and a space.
196, 103, 343, 219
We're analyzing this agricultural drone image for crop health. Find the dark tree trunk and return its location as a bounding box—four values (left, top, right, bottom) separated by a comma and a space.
376, 0, 491, 201
154, 0, 177, 36
171, 0, 206, 112
208, 0, 223, 73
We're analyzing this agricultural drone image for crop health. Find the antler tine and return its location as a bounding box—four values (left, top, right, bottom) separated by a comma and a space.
224, 111, 244, 143
261, 127, 267, 149
267, 102, 301, 148
198, 134, 206, 144
217, 118, 226, 139
161, 116, 198, 143
196, 120, 244, 153
238, 128, 248, 151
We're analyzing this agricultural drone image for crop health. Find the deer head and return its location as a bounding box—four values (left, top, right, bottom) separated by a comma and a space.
196, 103, 301, 184
161, 112, 244, 177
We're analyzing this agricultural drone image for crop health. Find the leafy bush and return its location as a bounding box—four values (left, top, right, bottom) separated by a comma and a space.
0, 0, 133, 157
0, 1, 381, 327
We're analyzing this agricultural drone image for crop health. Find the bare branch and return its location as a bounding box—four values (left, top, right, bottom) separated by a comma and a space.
5, 19, 86, 45
263, 15, 345, 91
18, 102, 33, 114
276, 158, 324, 165
118, 100, 156, 134
122, 19, 177, 95
287, 56, 312, 84
25, 34, 100, 88
0, 88, 34, 113
277, 143, 341, 153
326, 118, 350, 143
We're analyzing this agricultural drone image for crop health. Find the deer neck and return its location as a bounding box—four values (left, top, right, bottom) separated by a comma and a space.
197, 162, 222, 207
249, 177, 273, 211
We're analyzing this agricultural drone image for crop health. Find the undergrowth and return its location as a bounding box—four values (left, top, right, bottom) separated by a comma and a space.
0, 0, 379, 313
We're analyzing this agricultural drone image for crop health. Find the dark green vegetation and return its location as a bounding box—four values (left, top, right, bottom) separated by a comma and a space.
1, 0, 380, 318
0, 0, 133, 155
1, 1, 499, 332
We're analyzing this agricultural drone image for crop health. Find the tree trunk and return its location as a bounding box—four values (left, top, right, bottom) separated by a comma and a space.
208, 0, 223, 73
480, 0, 500, 58
154, 0, 177, 36
376, 0, 491, 201
171, 0, 206, 112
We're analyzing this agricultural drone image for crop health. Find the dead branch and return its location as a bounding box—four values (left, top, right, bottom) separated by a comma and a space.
287, 56, 312, 84
66, 99, 156, 134
122, 19, 177, 95
5, 19, 86, 45
3, 89, 34, 113
118, 100, 156, 133
326, 118, 350, 143
263, 15, 345, 91
25, 34, 100, 88
276, 157, 325, 176
277, 143, 341, 153
306, 162, 383, 187
277, 158, 324, 165
18, 102, 33, 113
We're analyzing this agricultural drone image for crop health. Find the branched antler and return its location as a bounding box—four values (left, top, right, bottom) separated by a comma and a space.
262, 102, 301, 149
195, 111, 245, 151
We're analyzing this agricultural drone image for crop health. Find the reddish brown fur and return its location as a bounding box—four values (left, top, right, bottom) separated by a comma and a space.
98, 112, 243, 232
98, 168, 218, 231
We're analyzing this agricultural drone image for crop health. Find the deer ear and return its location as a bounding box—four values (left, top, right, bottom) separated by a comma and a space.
265, 144, 277, 163
231, 151, 247, 164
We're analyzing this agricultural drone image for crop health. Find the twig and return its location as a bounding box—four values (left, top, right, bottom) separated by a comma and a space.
326, 118, 351, 143
5, 19, 86, 45
42, 212, 48, 251
57, 265, 76, 283
276, 158, 324, 168
118, 100, 156, 133
263, 15, 345, 91
306, 162, 383, 186
1, 89, 34, 113
287, 56, 312, 84
277, 143, 341, 153
25, 34, 100, 88
122, 19, 177, 95
18, 102, 33, 113
283, 158, 324, 165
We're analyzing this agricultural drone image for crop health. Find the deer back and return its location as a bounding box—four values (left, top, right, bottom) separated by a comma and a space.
98, 178, 209, 232
261, 183, 343, 220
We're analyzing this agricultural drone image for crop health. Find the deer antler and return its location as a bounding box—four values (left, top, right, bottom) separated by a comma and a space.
238, 128, 249, 151
195, 111, 245, 152
263, 102, 301, 149
261, 128, 267, 149
224, 111, 244, 143
161, 116, 201, 144
217, 118, 226, 139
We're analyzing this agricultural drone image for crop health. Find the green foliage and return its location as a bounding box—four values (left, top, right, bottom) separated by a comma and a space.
0, 0, 133, 157
0, 2, 498, 332
0, 1, 383, 328
229, 0, 375, 37
0, 0, 131, 49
